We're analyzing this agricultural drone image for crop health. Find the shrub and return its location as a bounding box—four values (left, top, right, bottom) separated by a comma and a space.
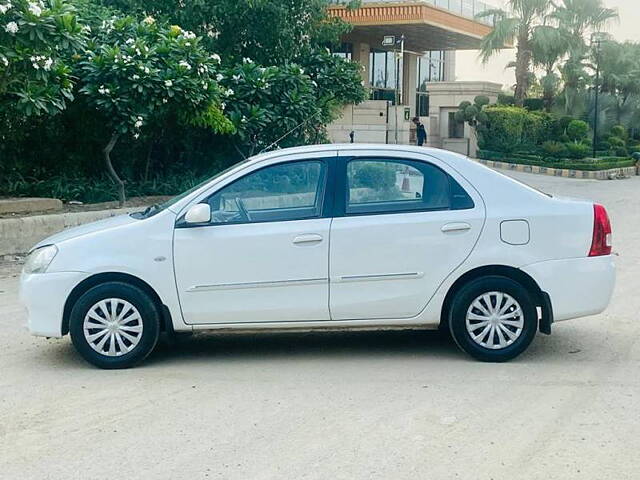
565, 142, 590, 159
610, 125, 628, 140
542, 141, 568, 158
611, 146, 629, 157
497, 93, 515, 106
567, 120, 589, 142
480, 106, 545, 153
608, 136, 626, 148
523, 98, 544, 111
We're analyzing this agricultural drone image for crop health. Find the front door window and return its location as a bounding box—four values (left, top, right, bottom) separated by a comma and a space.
206, 160, 327, 225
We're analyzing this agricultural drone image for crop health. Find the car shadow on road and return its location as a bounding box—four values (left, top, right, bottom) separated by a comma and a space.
32, 326, 587, 369
147, 329, 467, 366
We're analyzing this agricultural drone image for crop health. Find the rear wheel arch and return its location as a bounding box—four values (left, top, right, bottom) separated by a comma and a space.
440, 265, 548, 330
62, 272, 170, 336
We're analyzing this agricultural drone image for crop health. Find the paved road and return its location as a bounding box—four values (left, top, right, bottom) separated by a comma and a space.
1, 171, 639, 480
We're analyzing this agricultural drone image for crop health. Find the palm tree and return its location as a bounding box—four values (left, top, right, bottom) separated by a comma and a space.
552, 0, 618, 114
552, 0, 618, 41
477, 0, 552, 107
531, 25, 570, 111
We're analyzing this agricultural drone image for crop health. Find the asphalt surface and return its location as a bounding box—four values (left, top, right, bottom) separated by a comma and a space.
1, 170, 639, 480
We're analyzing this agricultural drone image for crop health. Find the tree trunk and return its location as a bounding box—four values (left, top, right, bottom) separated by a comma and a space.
543, 68, 554, 113
103, 133, 125, 207
514, 27, 532, 107
143, 137, 155, 183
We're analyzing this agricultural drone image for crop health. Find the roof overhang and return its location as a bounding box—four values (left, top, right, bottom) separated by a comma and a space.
328, 2, 494, 51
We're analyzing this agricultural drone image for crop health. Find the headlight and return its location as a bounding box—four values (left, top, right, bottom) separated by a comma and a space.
23, 245, 58, 274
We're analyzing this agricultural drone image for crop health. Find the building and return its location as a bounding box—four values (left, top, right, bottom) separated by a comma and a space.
327, 0, 503, 156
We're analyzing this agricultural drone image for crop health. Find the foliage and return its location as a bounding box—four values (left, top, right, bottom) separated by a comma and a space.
98, 0, 355, 66
477, 0, 552, 106
542, 140, 568, 158
0, 0, 87, 116
0, 170, 211, 202
477, 149, 634, 170
79, 17, 224, 136
479, 105, 549, 153
76, 15, 228, 204
0, 0, 368, 203
564, 141, 590, 158
350, 162, 396, 190
218, 61, 316, 157
566, 119, 589, 142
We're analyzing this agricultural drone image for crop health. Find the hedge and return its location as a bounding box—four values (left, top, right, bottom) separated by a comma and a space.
477, 150, 636, 171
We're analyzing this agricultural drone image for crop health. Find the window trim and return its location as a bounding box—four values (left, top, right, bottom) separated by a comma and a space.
335, 156, 474, 218
176, 157, 335, 228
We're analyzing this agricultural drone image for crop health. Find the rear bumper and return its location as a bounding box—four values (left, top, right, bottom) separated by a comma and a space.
521, 255, 615, 322
19, 271, 89, 338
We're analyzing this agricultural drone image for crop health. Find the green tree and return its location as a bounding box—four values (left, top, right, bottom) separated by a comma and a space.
530, 25, 569, 111
0, 0, 86, 117
477, 0, 552, 107
98, 0, 356, 65
552, 0, 618, 115
79, 16, 230, 205
598, 41, 640, 125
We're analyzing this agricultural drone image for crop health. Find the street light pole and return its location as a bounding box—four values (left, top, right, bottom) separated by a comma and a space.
382, 34, 405, 145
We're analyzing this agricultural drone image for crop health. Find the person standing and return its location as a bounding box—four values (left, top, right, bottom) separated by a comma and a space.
413, 117, 427, 147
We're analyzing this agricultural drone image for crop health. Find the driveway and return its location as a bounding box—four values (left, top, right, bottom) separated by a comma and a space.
1, 170, 639, 480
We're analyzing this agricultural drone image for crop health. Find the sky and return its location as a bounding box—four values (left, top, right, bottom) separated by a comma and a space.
456, 0, 638, 88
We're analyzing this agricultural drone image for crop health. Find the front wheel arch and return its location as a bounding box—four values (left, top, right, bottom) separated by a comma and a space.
62, 272, 170, 336
440, 265, 549, 333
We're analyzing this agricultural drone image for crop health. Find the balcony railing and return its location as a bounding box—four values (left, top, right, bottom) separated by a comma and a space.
329, 0, 496, 26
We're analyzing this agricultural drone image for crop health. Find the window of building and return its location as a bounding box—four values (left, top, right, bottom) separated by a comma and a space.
332, 42, 353, 61
448, 112, 465, 138
415, 51, 445, 117
369, 49, 403, 104
416, 93, 430, 117
417, 51, 446, 91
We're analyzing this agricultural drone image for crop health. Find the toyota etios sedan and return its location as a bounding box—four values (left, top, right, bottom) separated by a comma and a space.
20, 144, 615, 368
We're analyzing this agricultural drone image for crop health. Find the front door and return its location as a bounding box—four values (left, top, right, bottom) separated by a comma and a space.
174, 158, 332, 325
329, 154, 485, 320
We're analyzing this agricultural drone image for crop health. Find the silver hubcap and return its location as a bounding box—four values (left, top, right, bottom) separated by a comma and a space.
465, 292, 524, 350
83, 299, 143, 357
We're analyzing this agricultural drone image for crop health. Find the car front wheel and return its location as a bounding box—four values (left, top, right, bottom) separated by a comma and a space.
449, 276, 538, 362
69, 281, 161, 369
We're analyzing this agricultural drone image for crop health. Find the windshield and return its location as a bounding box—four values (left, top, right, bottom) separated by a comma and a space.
131, 159, 252, 219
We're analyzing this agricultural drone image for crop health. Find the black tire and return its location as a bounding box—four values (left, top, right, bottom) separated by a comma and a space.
69, 282, 161, 369
448, 276, 538, 362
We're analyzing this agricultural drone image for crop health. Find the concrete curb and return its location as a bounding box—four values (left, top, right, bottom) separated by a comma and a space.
0, 208, 137, 256
475, 158, 637, 180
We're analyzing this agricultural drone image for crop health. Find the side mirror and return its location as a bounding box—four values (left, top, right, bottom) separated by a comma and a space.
184, 203, 211, 225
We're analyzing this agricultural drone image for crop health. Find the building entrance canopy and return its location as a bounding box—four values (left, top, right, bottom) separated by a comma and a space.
329, 0, 495, 51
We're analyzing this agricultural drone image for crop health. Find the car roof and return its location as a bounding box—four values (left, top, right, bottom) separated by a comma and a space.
255, 143, 471, 167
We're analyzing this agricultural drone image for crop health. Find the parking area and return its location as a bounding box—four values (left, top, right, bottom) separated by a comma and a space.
1, 170, 639, 480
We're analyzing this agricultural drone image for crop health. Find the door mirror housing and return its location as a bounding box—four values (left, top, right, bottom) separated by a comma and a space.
184, 203, 211, 225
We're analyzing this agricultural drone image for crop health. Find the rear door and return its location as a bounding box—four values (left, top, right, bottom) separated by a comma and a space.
329, 152, 485, 320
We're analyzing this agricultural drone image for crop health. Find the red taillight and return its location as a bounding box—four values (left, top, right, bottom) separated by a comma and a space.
589, 204, 612, 257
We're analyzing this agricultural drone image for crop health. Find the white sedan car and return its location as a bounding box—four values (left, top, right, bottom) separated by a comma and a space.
20, 144, 615, 368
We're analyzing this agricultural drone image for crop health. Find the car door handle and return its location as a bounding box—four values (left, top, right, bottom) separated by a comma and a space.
293, 234, 323, 245
441, 222, 472, 233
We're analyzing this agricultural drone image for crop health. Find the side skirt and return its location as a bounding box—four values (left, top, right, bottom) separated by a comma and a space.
184, 318, 440, 334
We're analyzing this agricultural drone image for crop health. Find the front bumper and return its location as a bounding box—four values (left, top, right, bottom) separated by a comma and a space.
19, 271, 90, 337
521, 255, 616, 322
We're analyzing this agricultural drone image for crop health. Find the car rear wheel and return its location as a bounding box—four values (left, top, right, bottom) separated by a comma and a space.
69, 282, 160, 369
448, 276, 538, 362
